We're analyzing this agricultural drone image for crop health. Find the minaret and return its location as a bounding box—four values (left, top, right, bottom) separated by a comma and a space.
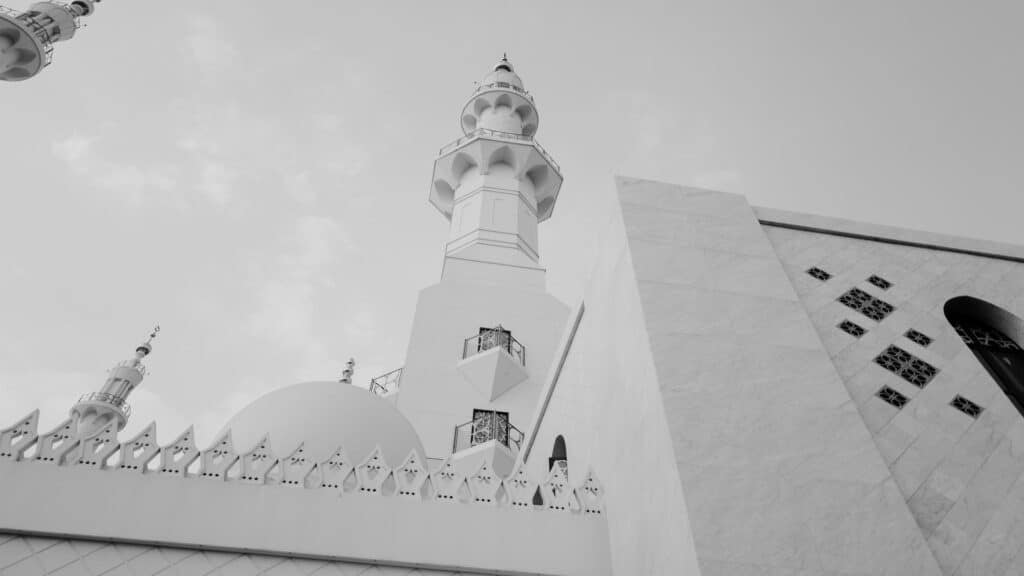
397, 58, 570, 473
430, 55, 563, 289
70, 325, 158, 438
0, 0, 101, 81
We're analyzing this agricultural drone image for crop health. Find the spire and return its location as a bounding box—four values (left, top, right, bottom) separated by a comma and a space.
70, 325, 159, 438
0, 0, 102, 81
340, 358, 355, 385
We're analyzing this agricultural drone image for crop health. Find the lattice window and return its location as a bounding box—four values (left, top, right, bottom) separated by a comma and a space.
877, 386, 909, 409
838, 320, 866, 338
838, 288, 895, 321
954, 323, 1021, 351
867, 275, 893, 290
807, 267, 832, 281
905, 329, 933, 347
950, 395, 984, 418
874, 345, 939, 388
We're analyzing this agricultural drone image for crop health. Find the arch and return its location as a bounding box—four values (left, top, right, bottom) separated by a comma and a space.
548, 435, 567, 471
450, 152, 478, 181
486, 145, 517, 173
944, 295, 1024, 418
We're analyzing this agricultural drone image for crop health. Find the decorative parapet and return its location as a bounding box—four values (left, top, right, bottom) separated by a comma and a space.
0, 409, 605, 514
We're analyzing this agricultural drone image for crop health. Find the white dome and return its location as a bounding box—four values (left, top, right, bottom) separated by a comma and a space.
218, 381, 425, 466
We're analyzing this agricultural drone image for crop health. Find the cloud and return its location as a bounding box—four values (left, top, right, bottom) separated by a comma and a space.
248, 216, 350, 379
196, 160, 236, 206
51, 134, 179, 204
183, 15, 239, 78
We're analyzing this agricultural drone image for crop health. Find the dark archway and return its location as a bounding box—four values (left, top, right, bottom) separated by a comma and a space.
548, 435, 567, 471
944, 296, 1024, 418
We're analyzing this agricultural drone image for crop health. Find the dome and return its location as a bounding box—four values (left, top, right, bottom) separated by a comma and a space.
481, 56, 524, 89
218, 381, 425, 467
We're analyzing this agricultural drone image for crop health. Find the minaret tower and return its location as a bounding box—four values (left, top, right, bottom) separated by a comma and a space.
0, 0, 101, 81
70, 325, 158, 438
430, 55, 563, 289
396, 58, 569, 474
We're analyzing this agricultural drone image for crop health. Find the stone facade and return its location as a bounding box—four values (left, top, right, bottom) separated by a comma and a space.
764, 218, 1024, 575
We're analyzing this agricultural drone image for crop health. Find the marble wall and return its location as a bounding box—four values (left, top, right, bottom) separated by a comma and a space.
764, 221, 1024, 575
614, 177, 941, 575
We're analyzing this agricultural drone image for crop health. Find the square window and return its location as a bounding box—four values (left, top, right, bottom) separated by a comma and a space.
905, 329, 933, 347
868, 275, 893, 290
950, 395, 984, 418
877, 386, 909, 409
807, 267, 831, 281
874, 345, 939, 388
838, 288, 895, 321
838, 320, 866, 338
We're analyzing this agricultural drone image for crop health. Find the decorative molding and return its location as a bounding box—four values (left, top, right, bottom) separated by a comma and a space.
0, 411, 606, 516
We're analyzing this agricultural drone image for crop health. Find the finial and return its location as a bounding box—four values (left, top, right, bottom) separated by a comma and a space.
502, 52, 508, 61
136, 324, 160, 357
340, 358, 355, 385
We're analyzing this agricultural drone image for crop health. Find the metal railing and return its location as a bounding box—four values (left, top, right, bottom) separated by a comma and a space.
369, 367, 403, 396
452, 411, 524, 456
437, 128, 561, 174
473, 81, 533, 102
463, 326, 526, 366
76, 392, 132, 419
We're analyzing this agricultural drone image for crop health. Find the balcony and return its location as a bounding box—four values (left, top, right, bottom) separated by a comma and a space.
369, 367, 402, 397
450, 409, 524, 478
473, 81, 534, 102
76, 392, 131, 419
457, 327, 529, 401
437, 127, 561, 174
463, 326, 525, 366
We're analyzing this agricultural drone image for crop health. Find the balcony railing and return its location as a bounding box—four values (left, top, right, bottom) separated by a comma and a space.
76, 392, 132, 419
369, 367, 403, 397
463, 326, 526, 366
437, 127, 561, 174
473, 81, 534, 102
452, 410, 524, 457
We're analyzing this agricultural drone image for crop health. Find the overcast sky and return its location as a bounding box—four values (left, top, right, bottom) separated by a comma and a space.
1, 0, 1022, 447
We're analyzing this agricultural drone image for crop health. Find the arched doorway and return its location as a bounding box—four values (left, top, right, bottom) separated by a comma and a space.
944, 296, 1024, 418
549, 435, 567, 471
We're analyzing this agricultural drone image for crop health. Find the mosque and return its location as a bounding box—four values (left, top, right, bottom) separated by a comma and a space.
3, 4, 1024, 575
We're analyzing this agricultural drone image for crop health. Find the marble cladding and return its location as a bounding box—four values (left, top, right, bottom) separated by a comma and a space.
526, 176, 701, 574
0, 533, 480, 576
763, 222, 1024, 575
614, 177, 941, 575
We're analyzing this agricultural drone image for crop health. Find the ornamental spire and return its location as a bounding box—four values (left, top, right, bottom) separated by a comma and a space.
339, 358, 355, 385
70, 325, 159, 438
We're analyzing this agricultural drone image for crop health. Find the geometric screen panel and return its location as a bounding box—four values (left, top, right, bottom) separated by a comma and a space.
874, 345, 939, 388
838, 288, 895, 321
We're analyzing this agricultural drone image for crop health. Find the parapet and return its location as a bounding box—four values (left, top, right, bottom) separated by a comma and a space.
0, 409, 611, 575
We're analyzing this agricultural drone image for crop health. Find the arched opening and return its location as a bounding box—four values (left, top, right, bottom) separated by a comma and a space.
548, 435, 567, 471
944, 296, 1024, 418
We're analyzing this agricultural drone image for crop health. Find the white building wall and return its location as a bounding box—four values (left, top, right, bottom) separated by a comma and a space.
533, 177, 946, 575
0, 533, 481, 576
763, 220, 1024, 575
396, 280, 568, 459
524, 177, 701, 575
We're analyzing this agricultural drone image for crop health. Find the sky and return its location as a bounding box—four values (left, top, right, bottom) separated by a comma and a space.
1, 0, 1022, 447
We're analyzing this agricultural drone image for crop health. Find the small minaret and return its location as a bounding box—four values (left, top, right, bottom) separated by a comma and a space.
70, 325, 158, 438
339, 358, 355, 385
0, 0, 101, 81
430, 55, 563, 288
